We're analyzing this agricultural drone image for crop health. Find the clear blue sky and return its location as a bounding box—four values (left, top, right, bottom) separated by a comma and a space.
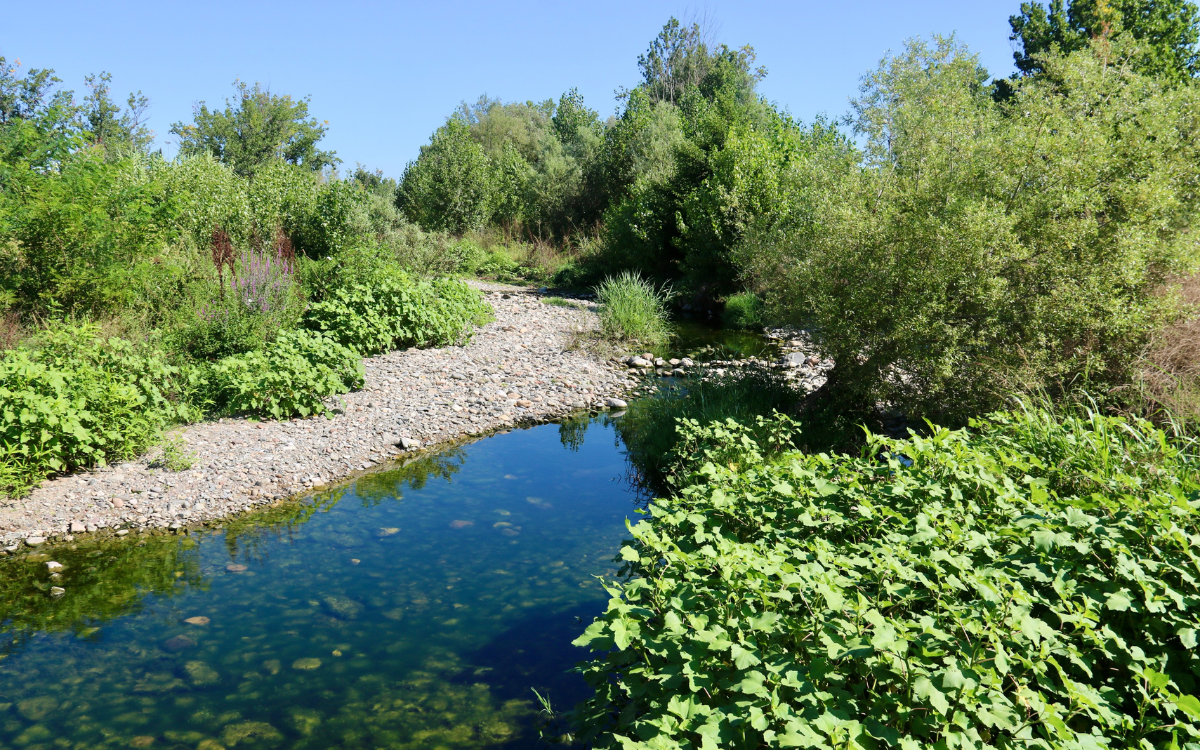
4, 1, 1021, 177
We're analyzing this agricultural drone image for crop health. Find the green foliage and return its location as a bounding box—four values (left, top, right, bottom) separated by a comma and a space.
207, 328, 363, 419
166, 250, 305, 361
170, 80, 339, 176
0, 324, 196, 496
1010, 0, 1200, 82
739, 38, 1200, 422
149, 433, 195, 472
572, 404, 1200, 748
616, 368, 802, 491
301, 247, 492, 355
595, 272, 673, 346
80, 71, 152, 154
721, 292, 763, 330
397, 117, 497, 233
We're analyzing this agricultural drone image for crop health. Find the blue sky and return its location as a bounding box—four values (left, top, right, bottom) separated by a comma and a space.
4, 1, 1021, 177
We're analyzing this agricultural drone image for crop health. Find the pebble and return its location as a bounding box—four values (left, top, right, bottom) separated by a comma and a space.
0, 282, 636, 548
45, 561, 62, 572
184, 616, 211, 626
225, 564, 248, 573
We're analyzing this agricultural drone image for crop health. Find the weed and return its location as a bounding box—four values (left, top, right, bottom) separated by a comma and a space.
594, 272, 673, 347
150, 434, 195, 472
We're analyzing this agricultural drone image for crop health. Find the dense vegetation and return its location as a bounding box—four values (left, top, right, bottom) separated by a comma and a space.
0, 63, 490, 496
396, 2, 1200, 427
573, 405, 1200, 748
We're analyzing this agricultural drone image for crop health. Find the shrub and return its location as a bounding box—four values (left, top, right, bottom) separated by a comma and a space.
572, 404, 1200, 749
616, 368, 802, 491
207, 328, 363, 419
721, 292, 763, 330
301, 248, 491, 356
0, 324, 195, 496
595, 272, 673, 347
167, 249, 305, 361
739, 41, 1200, 422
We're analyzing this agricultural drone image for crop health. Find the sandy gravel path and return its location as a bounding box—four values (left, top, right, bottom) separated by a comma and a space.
0, 282, 635, 550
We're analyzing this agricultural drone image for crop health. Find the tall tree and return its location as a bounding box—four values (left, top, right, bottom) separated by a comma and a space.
1010, 0, 1200, 82
170, 81, 338, 176
80, 72, 152, 153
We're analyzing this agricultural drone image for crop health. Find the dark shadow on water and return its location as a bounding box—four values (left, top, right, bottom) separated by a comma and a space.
456, 601, 604, 709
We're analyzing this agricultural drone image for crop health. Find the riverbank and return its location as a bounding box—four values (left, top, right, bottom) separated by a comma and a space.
0, 282, 636, 550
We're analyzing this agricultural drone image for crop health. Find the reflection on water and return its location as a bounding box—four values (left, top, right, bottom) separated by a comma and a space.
0, 417, 634, 749
667, 319, 780, 362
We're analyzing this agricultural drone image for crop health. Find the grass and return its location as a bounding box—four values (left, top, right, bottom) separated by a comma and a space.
615, 367, 804, 493
594, 272, 673, 348
542, 297, 582, 309
149, 434, 196, 472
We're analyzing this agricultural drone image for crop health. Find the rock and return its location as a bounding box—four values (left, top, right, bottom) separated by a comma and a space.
380, 433, 400, 447
399, 437, 421, 450
184, 660, 220, 686
629, 357, 650, 367
130, 736, 156, 747
669, 358, 681, 366
116, 529, 130, 536
450, 520, 474, 529
25, 536, 45, 547
69, 521, 86, 534
221, 722, 282, 747
377, 527, 400, 537
781, 352, 807, 367
322, 596, 363, 619
291, 658, 322, 670
49, 586, 65, 597
681, 357, 694, 367
184, 616, 210, 626
225, 564, 248, 573
45, 561, 63, 573
17, 696, 58, 721
605, 398, 628, 409
163, 635, 197, 651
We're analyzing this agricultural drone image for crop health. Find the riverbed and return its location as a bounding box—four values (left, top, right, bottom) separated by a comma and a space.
0, 416, 634, 750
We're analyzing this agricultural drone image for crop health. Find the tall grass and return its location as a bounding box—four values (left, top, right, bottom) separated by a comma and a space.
594, 272, 673, 347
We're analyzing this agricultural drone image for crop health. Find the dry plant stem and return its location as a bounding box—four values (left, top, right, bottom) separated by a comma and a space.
1138, 273, 1200, 422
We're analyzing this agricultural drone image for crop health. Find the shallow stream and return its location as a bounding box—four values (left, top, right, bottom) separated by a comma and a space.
0, 416, 633, 750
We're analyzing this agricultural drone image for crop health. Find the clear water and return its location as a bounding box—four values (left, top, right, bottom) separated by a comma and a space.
667, 319, 780, 362
0, 416, 635, 750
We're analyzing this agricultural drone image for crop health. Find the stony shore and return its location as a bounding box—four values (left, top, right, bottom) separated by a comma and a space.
0, 282, 638, 551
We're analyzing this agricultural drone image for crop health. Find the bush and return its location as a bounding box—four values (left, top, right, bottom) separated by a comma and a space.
301, 247, 491, 356
595, 272, 673, 347
721, 292, 763, 330
739, 40, 1200, 422
616, 368, 802, 491
207, 328, 363, 419
572, 404, 1200, 749
0, 324, 196, 496
166, 249, 305, 361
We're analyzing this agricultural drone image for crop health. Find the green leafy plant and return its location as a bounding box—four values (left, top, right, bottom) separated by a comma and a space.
721, 292, 763, 330
595, 271, 673, 347
302, 248, 491, 356
571, 404, 1200, 749
208, 328, 363, 419
616, 368, 802, 491
149, 433, 195, 472
0, 324, 196, 496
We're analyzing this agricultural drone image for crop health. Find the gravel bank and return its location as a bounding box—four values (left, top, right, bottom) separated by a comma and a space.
0, 282, 637, 551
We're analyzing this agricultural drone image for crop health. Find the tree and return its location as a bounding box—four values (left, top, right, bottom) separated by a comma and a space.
80, 72, 152, 153
170, 81, 338, 176
739, 36, 1200, 422
1010, 0, 1200, 82
396, 117, 496, 233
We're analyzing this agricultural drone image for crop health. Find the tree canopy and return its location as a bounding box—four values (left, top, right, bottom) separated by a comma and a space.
170, 80, 338, 177
1010, 0, 1200, 81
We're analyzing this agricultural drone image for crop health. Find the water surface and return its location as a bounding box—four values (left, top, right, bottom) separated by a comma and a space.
0, 417, 634, 750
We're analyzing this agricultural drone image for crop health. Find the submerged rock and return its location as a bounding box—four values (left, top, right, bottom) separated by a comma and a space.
221, 721, 282, 747
322, 596, 363, 619
291, 658, 322, 671
184, 616, 210, 626
184, 661, 220, 686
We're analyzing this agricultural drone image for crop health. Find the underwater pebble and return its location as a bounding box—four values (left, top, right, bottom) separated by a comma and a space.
292, 658, 322, 670
225, 564, 247, 573
184, 616, 210, 626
